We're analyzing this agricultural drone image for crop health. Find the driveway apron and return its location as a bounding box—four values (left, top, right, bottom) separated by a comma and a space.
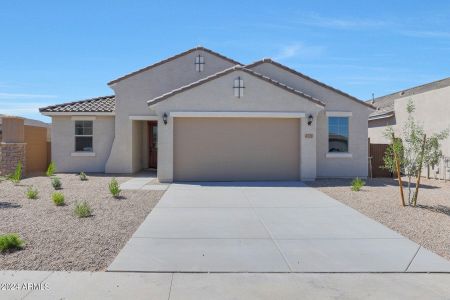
108, 182, 450, 272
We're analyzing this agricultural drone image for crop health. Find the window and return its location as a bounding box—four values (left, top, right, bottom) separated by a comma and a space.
328, 117, 348, 152
233, 77, 244, 98
195, 55, 204, 72
75, 120, 93, 152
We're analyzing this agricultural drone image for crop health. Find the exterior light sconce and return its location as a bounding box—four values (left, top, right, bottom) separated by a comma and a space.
307, 114, 313, 126
233, 77, 244, 98
163, 113, 168, 125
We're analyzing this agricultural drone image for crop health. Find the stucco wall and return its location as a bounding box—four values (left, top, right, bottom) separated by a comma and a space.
105, 50, 236, 173
151, 69, 323, 182
394, 88, 450, 159
249, 62, 372, 178
51, 116, 115, 172
368, 86, 450, 179
368, 116, 396, 144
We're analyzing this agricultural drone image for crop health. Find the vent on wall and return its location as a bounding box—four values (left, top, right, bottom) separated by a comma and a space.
195, 55, 204, 72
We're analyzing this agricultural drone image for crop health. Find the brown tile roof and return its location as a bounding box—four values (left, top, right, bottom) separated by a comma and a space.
246, 59, 375, 109
368, 76, 450, 119
108, 47, 242, 86
39, 95, 115, 113
147, 65, 326, 107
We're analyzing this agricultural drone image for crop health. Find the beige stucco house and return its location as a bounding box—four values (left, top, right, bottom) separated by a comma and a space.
368, 77, 450, 179
40, 47, 374, 182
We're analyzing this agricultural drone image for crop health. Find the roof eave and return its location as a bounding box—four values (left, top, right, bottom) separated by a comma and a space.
40, 112, 115, 116
108, 47, 242, 86
147, 66, 326, 108
368, 111, 395, 121
246, 59, 375, 110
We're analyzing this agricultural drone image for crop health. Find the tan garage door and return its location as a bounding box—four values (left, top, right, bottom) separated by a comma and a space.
173, 117, 300, 181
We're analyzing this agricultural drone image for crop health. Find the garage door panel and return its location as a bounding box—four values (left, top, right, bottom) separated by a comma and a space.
174, 118, 300, 181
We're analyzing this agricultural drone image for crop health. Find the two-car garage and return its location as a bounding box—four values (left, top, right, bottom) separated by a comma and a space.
173, 117, 300, 181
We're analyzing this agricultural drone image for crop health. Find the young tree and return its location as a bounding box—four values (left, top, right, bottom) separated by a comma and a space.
383, 99, 448, 206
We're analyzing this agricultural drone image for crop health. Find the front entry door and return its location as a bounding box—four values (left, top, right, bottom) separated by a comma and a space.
148, 121, 158, 169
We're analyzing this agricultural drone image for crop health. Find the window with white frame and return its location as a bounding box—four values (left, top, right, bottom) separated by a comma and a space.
195, 55, 204, 72
75, 120, 93, 152
328, 117, 349, 152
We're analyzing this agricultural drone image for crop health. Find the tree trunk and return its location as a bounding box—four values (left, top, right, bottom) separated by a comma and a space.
413, 134, 427, 207
392, 133, 406, 206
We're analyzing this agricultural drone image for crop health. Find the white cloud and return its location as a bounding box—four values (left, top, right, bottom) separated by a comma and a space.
297, 14, 389, 30
274, 43, 325, 61
398, 30, 450, 38
0, 92, 58, 99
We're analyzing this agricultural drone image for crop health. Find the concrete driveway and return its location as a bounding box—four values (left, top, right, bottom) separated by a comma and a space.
108, 182, 450, 273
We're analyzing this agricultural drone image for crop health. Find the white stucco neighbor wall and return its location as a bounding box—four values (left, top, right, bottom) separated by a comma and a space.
368, 86, 450, 178
51, 116, 115, 172
150, 69, 324, 182
105, 50, 236, 173
368, 116, 396, 144
394, 88, 450, 160
249, 62, 373, 178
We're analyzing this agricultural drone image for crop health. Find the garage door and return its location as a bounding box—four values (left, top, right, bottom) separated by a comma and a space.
173, 117, 300, 181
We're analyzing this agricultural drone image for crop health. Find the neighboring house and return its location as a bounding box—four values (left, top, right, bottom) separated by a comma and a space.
40, 47, 374, 182
368, 77, 450, 178
0, 115, 51, 175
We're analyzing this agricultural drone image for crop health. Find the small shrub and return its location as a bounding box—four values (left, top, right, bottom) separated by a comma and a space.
109, 177, 121, 198
351, 177, 365, 192
51, 177, 62, 190
26, 186, 39, 199
0, 233, 24, 253
8, 161, 22, 184
79, 172, 88, 181
46, 161, 56, 177
74, 201, 92, 218
52, 192, 65, 206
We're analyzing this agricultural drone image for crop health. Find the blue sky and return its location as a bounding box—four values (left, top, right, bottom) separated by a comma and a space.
1, 0, 450, 122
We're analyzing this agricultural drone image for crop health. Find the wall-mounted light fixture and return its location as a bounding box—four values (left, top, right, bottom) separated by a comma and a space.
233, 77, 244, 98
163, 112, 168, 125
307, 114, 313, 126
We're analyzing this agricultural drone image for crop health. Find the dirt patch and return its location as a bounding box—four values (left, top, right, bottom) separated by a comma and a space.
307, 178, 450, 260
0, 173, 164, 271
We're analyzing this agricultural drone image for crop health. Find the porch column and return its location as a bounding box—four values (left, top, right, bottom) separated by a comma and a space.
300, 113, 317, 180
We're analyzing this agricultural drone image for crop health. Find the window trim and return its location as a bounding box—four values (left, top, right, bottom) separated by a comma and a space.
74, 120, 94, 153
327, 116, 350, 155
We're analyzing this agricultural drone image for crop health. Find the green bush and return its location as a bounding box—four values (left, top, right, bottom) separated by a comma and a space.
52, 192, 65, 206
74, 201, 92, 218
79, 172, 88, 181
108, 177, 121, 198
0, 233, 24, 253
51, 177, 62, 190
26, 186, 39, 199
351, 177, 365, 192
8, 161, 22, 184
46, 161, 56, 177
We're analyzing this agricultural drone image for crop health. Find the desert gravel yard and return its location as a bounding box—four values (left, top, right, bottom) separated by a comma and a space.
307, 178, 450, 260
0, 174, 164, 271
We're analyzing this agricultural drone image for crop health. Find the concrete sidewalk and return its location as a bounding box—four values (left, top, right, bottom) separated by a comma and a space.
109, 181, 450, 273
2, 271, 450, 300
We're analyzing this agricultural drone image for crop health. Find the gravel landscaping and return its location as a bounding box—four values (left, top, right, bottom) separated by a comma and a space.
0, 173, 164, 271
307, 177, 450, 260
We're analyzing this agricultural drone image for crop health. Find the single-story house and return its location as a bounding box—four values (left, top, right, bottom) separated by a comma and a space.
368, 77, 450, 179
40, 47, 375, 182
